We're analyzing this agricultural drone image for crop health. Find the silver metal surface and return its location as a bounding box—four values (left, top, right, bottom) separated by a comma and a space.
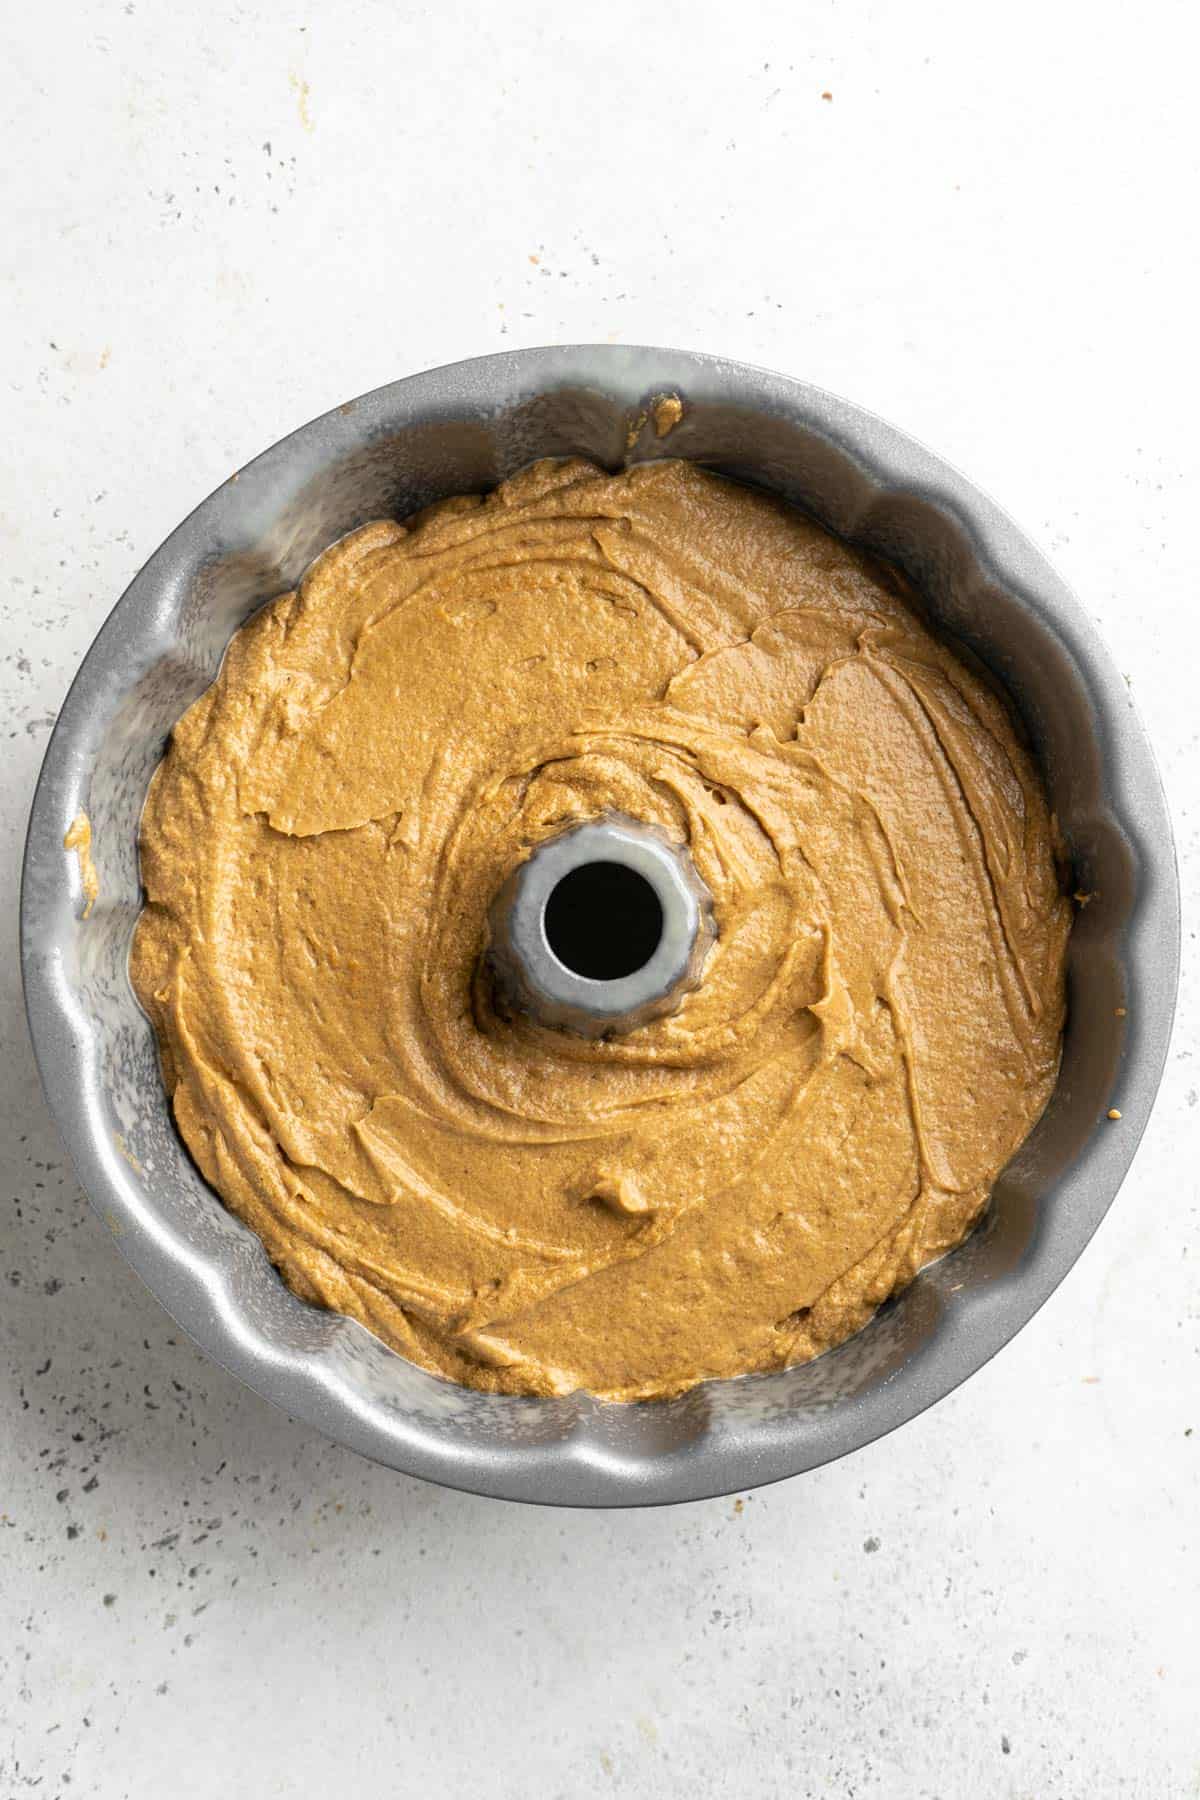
487, 815, 714, 1037
20, 346, 1180, 1507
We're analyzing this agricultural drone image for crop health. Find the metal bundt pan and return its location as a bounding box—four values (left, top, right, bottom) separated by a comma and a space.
20, 347, 1179, 1505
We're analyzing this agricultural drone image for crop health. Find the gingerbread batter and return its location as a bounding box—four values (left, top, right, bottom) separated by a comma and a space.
131, 458, 1070, 1399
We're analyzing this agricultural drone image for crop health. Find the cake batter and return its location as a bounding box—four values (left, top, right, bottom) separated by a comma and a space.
131, 458, 1070, 1399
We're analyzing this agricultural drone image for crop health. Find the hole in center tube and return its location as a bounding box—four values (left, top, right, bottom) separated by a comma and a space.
543, 861, 664, 981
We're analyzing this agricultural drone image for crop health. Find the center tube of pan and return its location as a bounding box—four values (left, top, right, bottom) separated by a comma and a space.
486, 815, 715, 1037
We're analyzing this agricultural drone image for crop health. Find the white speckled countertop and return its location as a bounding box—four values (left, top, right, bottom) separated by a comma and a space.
3, 2, 1197, 1794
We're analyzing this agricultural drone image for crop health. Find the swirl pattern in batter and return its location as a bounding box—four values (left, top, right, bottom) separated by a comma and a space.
131, 458, 1070, 1399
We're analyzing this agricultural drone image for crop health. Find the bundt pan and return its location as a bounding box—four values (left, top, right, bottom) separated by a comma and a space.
21, 347, 1179, 1506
